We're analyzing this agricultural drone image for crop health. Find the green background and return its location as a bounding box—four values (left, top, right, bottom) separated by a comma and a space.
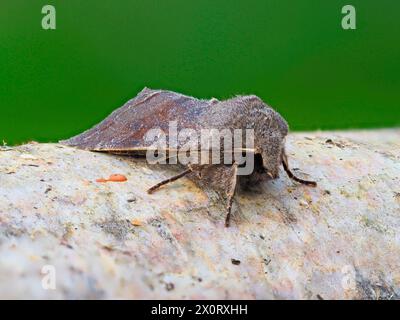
1, 1, 399, 145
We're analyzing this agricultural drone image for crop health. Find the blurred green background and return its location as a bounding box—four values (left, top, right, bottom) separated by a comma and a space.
1, 1, 399, 145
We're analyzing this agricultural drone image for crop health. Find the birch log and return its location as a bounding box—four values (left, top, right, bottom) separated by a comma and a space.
0, 130, 399, 299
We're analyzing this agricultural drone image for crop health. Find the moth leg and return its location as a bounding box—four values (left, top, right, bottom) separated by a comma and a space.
225, 163, 239, 227
147, 168, 192, 194
281, 151, 317, 187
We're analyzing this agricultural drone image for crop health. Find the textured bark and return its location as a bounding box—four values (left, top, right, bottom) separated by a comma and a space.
0, 130, 399, 299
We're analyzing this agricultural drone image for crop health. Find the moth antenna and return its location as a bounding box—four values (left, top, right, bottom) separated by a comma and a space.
281, 151, 317, 187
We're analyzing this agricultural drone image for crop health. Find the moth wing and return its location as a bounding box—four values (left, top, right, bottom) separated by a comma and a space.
60, 88, 212, 151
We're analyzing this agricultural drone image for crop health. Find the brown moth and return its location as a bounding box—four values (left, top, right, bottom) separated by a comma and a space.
61, 88, 316, 227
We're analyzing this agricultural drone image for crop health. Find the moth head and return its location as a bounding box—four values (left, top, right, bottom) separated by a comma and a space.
259, 138, 286, 179
255, 107, 289, 179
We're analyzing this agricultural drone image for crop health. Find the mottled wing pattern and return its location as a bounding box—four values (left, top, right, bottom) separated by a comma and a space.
60, 88, 211, 151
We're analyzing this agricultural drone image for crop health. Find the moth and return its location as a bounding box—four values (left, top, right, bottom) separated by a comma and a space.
61, 88, 316, 227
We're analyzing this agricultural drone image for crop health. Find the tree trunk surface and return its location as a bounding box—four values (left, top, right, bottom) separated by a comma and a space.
0, 129, 399, 299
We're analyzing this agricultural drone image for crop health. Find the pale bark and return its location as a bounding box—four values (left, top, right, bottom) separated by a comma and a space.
0, 130, 399, 299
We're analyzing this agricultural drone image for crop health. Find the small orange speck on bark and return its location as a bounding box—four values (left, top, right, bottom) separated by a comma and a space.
96, 174, 127, 183
108, 174, 127, 182
130, 219, 142, 226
